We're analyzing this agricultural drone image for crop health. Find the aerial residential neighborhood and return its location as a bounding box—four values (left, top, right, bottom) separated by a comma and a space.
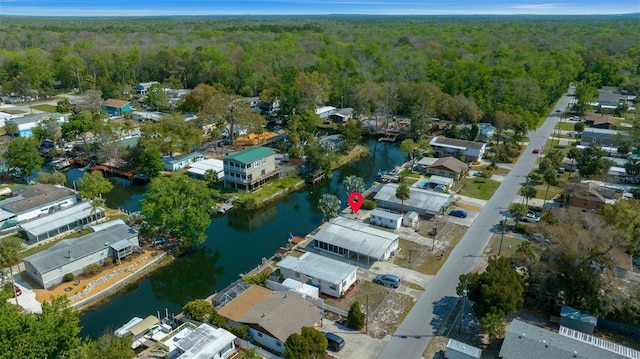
0, 13, 639, 359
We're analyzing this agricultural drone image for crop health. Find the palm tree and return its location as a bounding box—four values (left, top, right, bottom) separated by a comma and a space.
567, 147, 581, 177
519, 185, 537, 206
516, 241, 537, 263
0, 237, 23, 306
395, 183, 411, 214
542, 168, 559, 206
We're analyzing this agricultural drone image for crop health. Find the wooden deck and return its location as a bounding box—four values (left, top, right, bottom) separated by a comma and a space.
88, 164, 136, 179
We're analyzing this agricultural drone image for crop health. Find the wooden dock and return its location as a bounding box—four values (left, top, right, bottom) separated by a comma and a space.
378, 133, 398, 142
88, 164, 136, 180
305, 169, 326, 184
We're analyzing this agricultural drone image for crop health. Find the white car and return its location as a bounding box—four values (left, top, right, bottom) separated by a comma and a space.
521, 211, 540, 223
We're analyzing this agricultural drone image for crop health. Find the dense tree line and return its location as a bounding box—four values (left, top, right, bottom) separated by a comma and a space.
1, 15, 639, 130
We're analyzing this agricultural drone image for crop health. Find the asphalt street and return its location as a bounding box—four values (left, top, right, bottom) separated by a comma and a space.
376, 89, 575, 359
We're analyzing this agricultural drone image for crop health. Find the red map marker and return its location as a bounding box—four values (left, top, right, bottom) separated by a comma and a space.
348, 192, 364, 214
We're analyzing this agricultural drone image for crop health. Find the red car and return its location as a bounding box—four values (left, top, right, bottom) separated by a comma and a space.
532, 148, 540, 154
11, 285, 22, 297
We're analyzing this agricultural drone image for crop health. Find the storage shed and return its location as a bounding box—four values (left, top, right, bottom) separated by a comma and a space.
369, 209, 403, 229
445, 339, 481, 359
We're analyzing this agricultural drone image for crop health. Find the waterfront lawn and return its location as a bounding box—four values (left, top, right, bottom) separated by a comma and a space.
457, 178, 501, 200
210, 174, 304, 207
30, 104, 57, 112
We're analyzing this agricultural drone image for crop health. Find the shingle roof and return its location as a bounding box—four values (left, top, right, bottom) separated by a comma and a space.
0, 184, 76, 214
278, 252, 357, 285
23, 222, 138, 273
428, 156, 468, 174
499, 320, 632, 359
103, 99, 130, 108
430, 136, 485, 150
223, 147, 275, 164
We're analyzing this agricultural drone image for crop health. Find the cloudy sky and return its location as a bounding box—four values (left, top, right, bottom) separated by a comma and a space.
0, 0, 638, 16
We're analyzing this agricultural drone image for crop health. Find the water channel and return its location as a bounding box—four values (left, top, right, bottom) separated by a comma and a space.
74, 140, 404, 339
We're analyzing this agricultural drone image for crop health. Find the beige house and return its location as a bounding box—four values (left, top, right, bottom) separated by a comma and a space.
223, 147, 279, 191
424, 156, 468, 180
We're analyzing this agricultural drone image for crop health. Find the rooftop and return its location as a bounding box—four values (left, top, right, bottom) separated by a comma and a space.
313, 217, 399, 260
430, 136, 486, 150
103, 99, 130, 108
23, 222, 138, 273
174, 323, 236, 359
278, 252, 357, 285
163, 152, 204, 165
19, 201, 102, 237
223, 147, 275, 164
0, 184, 77, 215
428, 156, 468, 173
8, 113, 64, 125
370, 209, 404, 221
374, 183, 453, 213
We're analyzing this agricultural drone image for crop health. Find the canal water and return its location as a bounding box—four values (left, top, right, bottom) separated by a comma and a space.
75, 140, 404, 339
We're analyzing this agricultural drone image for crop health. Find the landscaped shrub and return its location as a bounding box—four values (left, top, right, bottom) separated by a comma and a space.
63, 273, 74, 282
103, 257, 114, 266
362, 199, 377, 210
83, 263, 103, 276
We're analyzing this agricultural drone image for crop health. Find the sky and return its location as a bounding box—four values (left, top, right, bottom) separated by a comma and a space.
0, 0, 638, 17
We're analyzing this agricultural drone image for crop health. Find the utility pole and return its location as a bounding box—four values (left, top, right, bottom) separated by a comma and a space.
458, 282, 468, 335
366, 295, 369, 334
498, 214, 506, 256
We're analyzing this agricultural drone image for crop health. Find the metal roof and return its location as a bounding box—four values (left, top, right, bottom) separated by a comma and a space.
278, 252, 357, 285
128, 315, 160, 337
186, 158, 224, 176
374, 183, 453, 214
370, 209, 403, 221
223, 147, 275, 164
163, 152, 204, 165
430, 136, 486, 150
0, 208, 16, 222
19, 201, 102, 237
0, 184, 77, 215
426, 175, 454, 185
23, 222, 138, 273
313, 217, 399, 260
176, 324, 236, 359
447, 339, 481, 358
499, 319, 631, 359
8, 113, 63, 125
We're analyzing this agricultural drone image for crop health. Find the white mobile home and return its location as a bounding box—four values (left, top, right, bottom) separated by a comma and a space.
278, 252, 357, 298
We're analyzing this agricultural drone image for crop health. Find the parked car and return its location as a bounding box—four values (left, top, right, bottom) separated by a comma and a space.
449, 209, 468, 218
521, 211, 540, 222
532, 148, 540, 154
373, 274, 401, 288
325, 332, 345, 351
152, 237, 167, 246
4, 284, 21, 297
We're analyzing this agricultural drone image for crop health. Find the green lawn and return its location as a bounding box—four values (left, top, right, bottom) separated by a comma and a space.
209, 175, 304, 207
30, 104, 57, 112
557, 122, 577, 131
486, 234, 526, 258
457, 178, 501, 200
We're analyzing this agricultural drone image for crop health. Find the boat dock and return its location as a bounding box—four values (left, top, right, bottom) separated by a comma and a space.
88, 163, 136, 179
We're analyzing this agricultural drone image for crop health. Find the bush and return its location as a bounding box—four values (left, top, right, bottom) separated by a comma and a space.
63, 273, 74, 282
347, 301, 365, 329
103, 257, 114, 266
83, 263, 103, 276
362, 199, 377, 210
481, 169, 493, 178
226, 325, 248, 340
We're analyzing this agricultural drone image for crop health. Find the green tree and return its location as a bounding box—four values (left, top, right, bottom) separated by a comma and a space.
399, 138, 418, 160
515, 240, 537, 263
545, 149, 563, 169
56, 98, 73, 113
4, 137, 44, 183
240, 347, 262, 359
480, 313, 506, 342
567, 147, 582, 175
139, 114, 202, 157
78, 170, 113, 199
458, 256, 525, 318
542, 167, 558, 205
347, 301, 366, 330
395, 183, 411, 214
37, 171, 67, 185
283, 333, 310, 359
145, 83, 168, 111
519, 185, 537, 206
182, 299, 227, 327
203, 169, 219, 188
574, 121, 585, 133
62, 110, 97, 152
601, 199, 640, 254
84, 334, 135, 359
306, 141, 336, 171
139, 146, 164, 179
4, 122, 18, 137
343, 175, 365, 196
577, 143, 613, 178
140, 175, 214, 249
508, 203, 528, 227
300, 326, 328, 358
318, 194, 340, 221
0, 237, 23, 305
337, 120, 362, 151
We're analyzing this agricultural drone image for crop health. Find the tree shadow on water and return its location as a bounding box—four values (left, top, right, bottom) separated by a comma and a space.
150, 246, 225, 305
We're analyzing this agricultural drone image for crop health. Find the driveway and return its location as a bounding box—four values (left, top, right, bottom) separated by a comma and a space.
376, 88, 573, 359
323, 318, 386, 359
7, 282, 42, 314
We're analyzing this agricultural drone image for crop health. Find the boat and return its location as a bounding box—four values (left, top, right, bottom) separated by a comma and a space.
50, 158, 72, 171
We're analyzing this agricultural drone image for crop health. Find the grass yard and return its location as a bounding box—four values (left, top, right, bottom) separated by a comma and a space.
393, 238, 428, 268
30, 104, 57, 112
557, 121, 577, 131
457, 177, 501, 200
486, 234, 526, 258
414, 224, 466, 275
325, 280, 390, 313
472, 164, 510, 176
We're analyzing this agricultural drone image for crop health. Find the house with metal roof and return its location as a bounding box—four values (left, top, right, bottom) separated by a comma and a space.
223, 147, 279, 191
312, 217, 399, 265
22, 221, 139, 289
19, 201, 105, 242
186, 158, 224, 180
6, 112, 65, 138
499, 319, 638, 359
429, 136, 486, 162
156, 322, 236, 359
580, 128, 628, 148
162, 151, 204, 171
278, 252, 357, 298
446, 338, 481, 359
369, 209, 403, 230
0, 184, 78, 226
133, 81, 160, 95
217, 285, 323, 354
102, 99, 131, 117
373, 183, 453, 217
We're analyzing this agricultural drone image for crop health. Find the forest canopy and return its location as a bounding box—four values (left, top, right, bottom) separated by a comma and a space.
0, 15, 638, 130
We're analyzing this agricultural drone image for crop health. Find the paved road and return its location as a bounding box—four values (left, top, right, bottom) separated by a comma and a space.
376, 89, 575, 359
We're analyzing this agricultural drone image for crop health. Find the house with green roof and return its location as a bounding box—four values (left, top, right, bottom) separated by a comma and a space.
222, 147, 279, 191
